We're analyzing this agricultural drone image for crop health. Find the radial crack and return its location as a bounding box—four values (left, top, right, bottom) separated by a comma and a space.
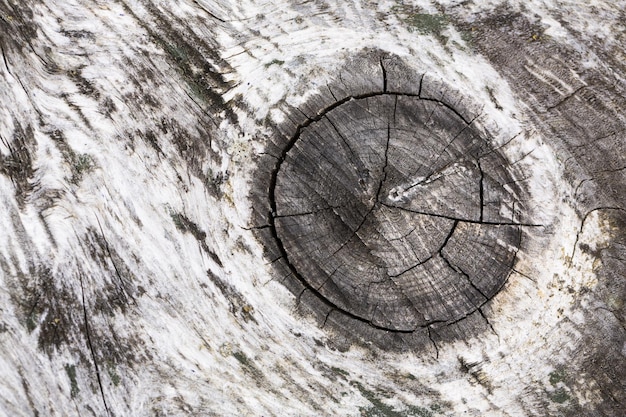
381, 202, 542, 227
389, 220, 457, 278
477, 307, 499, 338
478, 160, 484, 222
328, 122, 391, 258
274, 204, 347, 219
380, 58, 388, 92
440, 249, 490, 303
324, 114, 366, 180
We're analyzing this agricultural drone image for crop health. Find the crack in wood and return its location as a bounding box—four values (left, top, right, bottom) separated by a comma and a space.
545, 85, 588, 111
570, 206, 626, 261
478, 160, 484, 222
78, 272, 111, 417
324, 114, 367, 183
380, 202, 542, 227
263, 87, 532, 341
388, 220, 457, 278
95, 214, 136, 305
0, 44, 11, 75
380, 58, 387, 93
327, 84, 338, 101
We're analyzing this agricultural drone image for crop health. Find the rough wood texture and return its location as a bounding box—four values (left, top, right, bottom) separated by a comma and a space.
0, 0, 625, 416
267, 78, 531, 346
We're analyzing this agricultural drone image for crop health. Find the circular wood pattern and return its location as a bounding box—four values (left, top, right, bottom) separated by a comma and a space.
269, 92, 529, 336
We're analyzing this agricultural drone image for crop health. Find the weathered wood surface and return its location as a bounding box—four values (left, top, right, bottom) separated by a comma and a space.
0, 0, 625, 416
265, 81, 528, 349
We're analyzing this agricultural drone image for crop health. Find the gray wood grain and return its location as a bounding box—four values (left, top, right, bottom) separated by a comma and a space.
265, 66, 533, 347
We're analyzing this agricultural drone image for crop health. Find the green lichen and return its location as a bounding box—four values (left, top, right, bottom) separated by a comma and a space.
64, 364, 79, 398
232, 350, 264, 381
549, 369, 567, 386
107, 363, 121, 387
265, 59, 285, 67
352, 381, 435, 417
549, 388, 571, 404
391, 2, 449, 42
72, 153, 94, 180
404, 13, 448, 37
331, 366, 349, 377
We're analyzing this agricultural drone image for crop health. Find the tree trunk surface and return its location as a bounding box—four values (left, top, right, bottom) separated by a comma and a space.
0, 1, 624, 416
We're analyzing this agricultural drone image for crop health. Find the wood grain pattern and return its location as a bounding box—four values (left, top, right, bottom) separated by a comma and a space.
1, 1, 625, 415
260, 62, 536, 349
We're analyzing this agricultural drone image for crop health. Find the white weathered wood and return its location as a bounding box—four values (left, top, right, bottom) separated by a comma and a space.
0, 0, 624, 416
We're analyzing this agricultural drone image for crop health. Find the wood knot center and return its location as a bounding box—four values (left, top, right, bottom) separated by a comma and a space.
269, 93, 526, 336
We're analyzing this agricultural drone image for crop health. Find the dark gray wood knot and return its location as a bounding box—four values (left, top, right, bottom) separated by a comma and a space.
263, 88, 532, 348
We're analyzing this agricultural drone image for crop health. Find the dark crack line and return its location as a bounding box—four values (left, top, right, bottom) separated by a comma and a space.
402, 160, 455, 193
326, 122, 391, 259
321, 308, 335, 329
477, 307, 499, 338
439, 220, 458, 252
327, 84, 338, 101
241, 224, 270, 231
296, 106, 312, 122
95, 214, 135, 305
478, 160, 484, 222
570, 206, 626, 260
511, 267, 536, 283
393, 94, 398, 124
570, 129, 625, 151
78, 273, 111, 417
380, 58, 388, 92
592, 165, 626, 174
0, 44, 11, 75
417, 73, 425, 97
324, 114, 364, 179
545, 85, 587, 111
440, 250, 489, 304
316, 265, 342, 291
190, 0, 227, 22
385, 274, 427, 326
401, 110, 480, 196
574, 177, 593, 198
296, 288, 308, 306
422, 117, 479, 180
477, 132, 521, 160
274, 204, 347, 219
326, 205, 374, 259
387, 226, 417, 242
269, 90, 470, 176
509, 147, 536, 166
389, 221, 457, 278
183, 91, 221, 129
264, 256, 283, 266
510, 201, 517, 224
501, 175, 532, 186
381, 122, 391, 195
380, 202, 542, 227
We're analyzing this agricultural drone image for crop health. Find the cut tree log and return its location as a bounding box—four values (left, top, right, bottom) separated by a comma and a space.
0, 1, 624, 416
258, 63, 533, 350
